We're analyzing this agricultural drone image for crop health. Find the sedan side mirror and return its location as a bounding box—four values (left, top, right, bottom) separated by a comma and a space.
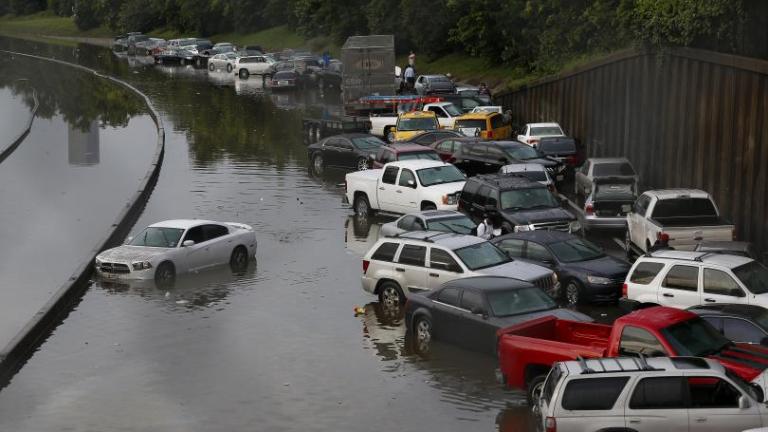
471, 306, 488, 319
739, 395, 751, 410
182, 240, 195, 247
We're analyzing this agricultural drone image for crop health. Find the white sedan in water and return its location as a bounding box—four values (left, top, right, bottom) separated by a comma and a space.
95, 219, 257, 282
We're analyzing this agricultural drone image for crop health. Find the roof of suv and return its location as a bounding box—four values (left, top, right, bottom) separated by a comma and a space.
688, 303, 768, 320
467, 174, 544, 190
395, 231, 484, 249
495, 230, 576, 244
440, 276, 532, 292
645, 250, 753, 268
642, 189, 710, 199
588, 157, 631, 164
561, 356, 721, 376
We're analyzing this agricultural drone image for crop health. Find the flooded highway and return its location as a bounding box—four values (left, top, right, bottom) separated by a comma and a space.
0, 37, 626, 431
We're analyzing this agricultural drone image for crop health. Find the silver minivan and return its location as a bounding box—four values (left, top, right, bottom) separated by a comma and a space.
539, 356, 767, 432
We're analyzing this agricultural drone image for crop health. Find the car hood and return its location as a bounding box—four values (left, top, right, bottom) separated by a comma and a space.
709, 343, 768, 383
424, 181, 466, 195
395, 130, 434, 141
501, 207, 575, 224
97, 245, 170, 263
519, 157, 558, 168
564, 255, 630, 278
495, 307, 592, 326
478, 260, 552, 281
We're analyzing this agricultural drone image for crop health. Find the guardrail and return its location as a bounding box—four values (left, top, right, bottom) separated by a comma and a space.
496, 47, 768, 258
0, 50, 166, 387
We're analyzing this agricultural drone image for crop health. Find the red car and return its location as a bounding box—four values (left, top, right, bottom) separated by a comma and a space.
496, 306, 768, 406
429, 136, 480, 163
370, 143, 442, 169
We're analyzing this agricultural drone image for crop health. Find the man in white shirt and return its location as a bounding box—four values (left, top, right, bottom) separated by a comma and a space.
404, 65, 415, 91
476, 213, 494, 240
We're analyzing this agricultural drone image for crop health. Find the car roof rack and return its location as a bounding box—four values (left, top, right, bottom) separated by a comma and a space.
576, 355, 665, 375
397, 231, 455, 243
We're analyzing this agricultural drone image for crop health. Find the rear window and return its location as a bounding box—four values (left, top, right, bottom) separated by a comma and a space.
561, 377, 629, 410
455, 119, 487, 130
371, 242, 399, 262
593, 162, 636, 177
629, 262, 665, 284
652, 197, 718, 218
531, 126, 563, 136
240, 57, 262, 63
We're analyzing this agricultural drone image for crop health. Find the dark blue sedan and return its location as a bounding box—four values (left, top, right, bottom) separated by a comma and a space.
491, 230, 630, 305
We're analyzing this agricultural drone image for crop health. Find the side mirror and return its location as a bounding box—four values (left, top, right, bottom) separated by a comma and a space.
406, 179, 416, 188
182, 240, 195, 247
739, 395, 751, 410
471, 306, 487, 317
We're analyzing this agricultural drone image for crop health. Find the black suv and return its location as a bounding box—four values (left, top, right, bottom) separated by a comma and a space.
458, 174, 578, 233
452, 140, 562, 177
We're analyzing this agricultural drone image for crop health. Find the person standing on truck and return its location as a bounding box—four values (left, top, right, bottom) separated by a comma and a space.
479, 82, 492, 98
404, 64, 416, 92
408, 51, 416, 69
322, 51, 330, 69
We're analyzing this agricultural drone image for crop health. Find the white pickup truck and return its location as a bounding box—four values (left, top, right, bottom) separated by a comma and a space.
626, 189, 735, 254
345, 160, 466, 216
369, 102, 462, 139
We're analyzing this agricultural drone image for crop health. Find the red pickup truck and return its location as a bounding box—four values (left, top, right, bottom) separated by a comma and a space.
496, 306, 768, 405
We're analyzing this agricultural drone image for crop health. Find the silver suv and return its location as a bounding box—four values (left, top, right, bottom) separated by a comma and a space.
539, 356, 767, 432
361, 231, 557, 305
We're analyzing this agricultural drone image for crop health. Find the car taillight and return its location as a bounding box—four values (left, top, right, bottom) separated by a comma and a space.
528, 138, 538, 145
545, 416, 556, 432
657, 231, 669, 242
566, 154, 579, 166
585, 203, 594, 215
622, 283, 628, 297
363, 259, 370, 274
487, 130, 493, 138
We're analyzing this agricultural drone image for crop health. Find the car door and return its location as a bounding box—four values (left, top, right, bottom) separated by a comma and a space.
629, 194, 651, 249
201, 224, 231, 266
659, 264, 701, 308
180, 225, 209, 271
458, 289, 497, 353
430, 286, 463, 343
394, 244, 429, 295
575, 160, 590, 195
624, 376, 689, 432
701, 268, 749, 306
323, 138, 343, 167
378, 166, 400, 210
426, 247, 464, 289
395, 168, 420, 213
685, 375, 762, 432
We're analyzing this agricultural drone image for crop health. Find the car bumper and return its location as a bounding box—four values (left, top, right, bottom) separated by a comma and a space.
95, 266, 154, 281
362, 276, 376, 294
583, 215, 628, 230
583, 283, 623, 302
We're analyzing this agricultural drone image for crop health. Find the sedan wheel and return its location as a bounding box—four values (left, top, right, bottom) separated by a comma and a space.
155, 262, 175, 284
356, 157, 369, 171
566, 281, 581, 306
414, 316, 432, 353
230, 246, 249, 271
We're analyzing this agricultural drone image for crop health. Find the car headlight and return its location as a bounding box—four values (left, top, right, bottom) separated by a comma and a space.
131, 261, 153, 270
569, 220, 581, 233
587, 275, 612, 285
94, 257, 102, 266
514, 224, 534, 232
551, 272, 559, 285
442, 194, 458, 205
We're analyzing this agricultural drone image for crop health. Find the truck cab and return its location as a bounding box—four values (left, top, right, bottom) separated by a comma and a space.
391, 111, 440, 142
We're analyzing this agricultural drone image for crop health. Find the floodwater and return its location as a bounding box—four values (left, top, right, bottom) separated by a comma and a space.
0, 37, 625, 432
0, 86, 31, 142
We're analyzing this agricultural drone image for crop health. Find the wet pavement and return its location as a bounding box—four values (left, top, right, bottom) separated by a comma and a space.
0, 37, 627, 431
0, 86, 31, 143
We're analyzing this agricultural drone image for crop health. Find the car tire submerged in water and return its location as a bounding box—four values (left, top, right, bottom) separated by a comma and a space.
565, 280, 582, 305
208, 63, 215, 72
312, 154, 324, 175
226, 64, 233, 73
353, 194, 372, 217
527, 375, 547, 417
229, 246, 249, 271
414, 315, 433, 353
155, 261, 176, 284
378, 281, 404, 306
239, 69, 249, 79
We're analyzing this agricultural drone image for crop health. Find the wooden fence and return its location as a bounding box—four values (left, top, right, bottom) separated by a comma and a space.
496, 48, 768, 259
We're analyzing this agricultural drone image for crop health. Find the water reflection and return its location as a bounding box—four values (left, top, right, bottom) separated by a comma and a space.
206, 70, 234, 88
344, 215, 383, 257
234, 76, 267, 96
68, 120, 100, 165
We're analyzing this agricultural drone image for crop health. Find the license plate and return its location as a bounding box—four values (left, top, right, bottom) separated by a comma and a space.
556, 175, 564, 181
621, 204, 631, 213
279, 81, 288, 85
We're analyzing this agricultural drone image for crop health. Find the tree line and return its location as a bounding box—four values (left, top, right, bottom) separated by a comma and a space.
2, 0, 766, 74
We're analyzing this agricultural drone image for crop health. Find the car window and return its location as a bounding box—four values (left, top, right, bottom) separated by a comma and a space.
436, 287, 460, 306
703, 268, 743, 297
429, 248, 462, 272
428, 106, 446, 118
653, 198, 718, 218
496, 239, 526, 258
732, 261, 768, 294
548, 238, 605, 263
470, 144, 488, 156
688, 377, 741, 408
474, 185, 489, 206
371, 242, 399, 262
416, 165, 465, 187
619, 326, 667, 357
593, 162, 636, 177
487, 146, 506, 160
526, 242, 554, 262
397, 244, 426, 267
486, 286, 557, 316
542, 366, 563, 406
561, 377, 629, 411
702, 316, 723, 332
382, 166, 399, 184
663, 265, 699, 292
460, 290, 484, 312
182, 226, 205, 244
630, 262, 665, 284
337, 141, 353, 151
454, 242, 510, 271
633, 194, 651, 216
398, 169, 416, 187
129, 227, 184, 248
722, 318, 765, 344
461, 180, 480, 204
202, 224, 229, 241
397, 216, 417, 230
629, 377, 686, 409
437, 140, 454, 152
378, 148, 396, 164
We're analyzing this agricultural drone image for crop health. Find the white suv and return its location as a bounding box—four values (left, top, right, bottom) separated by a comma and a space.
539, 356, 767, 432
361, 231, 557, 305
235, 55, 275, 79
621, 250, 768, 310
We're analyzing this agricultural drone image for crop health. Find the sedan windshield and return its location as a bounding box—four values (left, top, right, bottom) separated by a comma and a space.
398, 118, 438, 131
500, 188, 559, 210
487, 287, 557, 317
129, 227, 184, 248
351, 136, 385, 150
660, 317, 732, 357
454, 242, 510, 270
593, 162, 636, 177
399, 152, 440, 161
416, 165, 465, 186
427, 216, 475, 234
504, 145, 541, 160
733, 261, 768, 294
549, 239, 605, 263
